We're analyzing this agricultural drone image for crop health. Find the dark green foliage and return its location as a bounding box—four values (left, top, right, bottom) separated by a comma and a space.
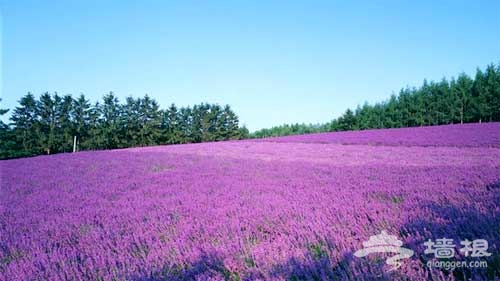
72, 94, 92, 150
57, 95, 75, 153
252, 123, 330, 138
98, 92, 122, 149
1, 93, 243, 159
0, 99, 19, 159
161, 103, 182, 144
37, 92, 58, 155
337, 109, 357, 131
137, 95, 162, 146
1, 62, 499, 158
10, 92, 39, 156
252, 62, 500, 138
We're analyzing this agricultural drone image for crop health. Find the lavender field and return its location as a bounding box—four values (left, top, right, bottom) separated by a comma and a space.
1, 123, 499, 280
257, 123, 500, 148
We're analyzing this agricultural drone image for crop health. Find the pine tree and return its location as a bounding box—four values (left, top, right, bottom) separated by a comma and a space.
56, 95, 74, 152
485, 64, 500, 121
453, 73, 473, 124
472, 68, 488, 122
338, 109, 356, 131
10, 93, 39, 155
162, 103, 182, 144
99, 92, 122, 149
0, 99, 8, 127
385, 94, 400, 128
72, 94, 91, 151
85, 102, 102, 150
223, 105, 240, 139
138, 95, 162, 146
237, 125, 250, 139
436, 78, 451, 124
179, 106, 193, 143
0, 99, 15, 158
190, 105, 203, 143
37, 92, 58, 154
121, 96, 141, 147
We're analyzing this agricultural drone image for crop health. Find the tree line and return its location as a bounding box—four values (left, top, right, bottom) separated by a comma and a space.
1, 63, 499, 158
0, 92, 248, 159
252, 63, 500, 137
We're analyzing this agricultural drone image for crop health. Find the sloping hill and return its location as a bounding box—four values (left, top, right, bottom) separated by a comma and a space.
257, 123, 500, 147
1, 123, 499, 280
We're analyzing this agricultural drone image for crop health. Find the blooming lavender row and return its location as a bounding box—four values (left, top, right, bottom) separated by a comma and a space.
256, 123, 500, 148
1, 124, 499, 280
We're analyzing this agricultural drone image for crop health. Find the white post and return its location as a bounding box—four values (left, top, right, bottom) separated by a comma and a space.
73, 136, 77, 153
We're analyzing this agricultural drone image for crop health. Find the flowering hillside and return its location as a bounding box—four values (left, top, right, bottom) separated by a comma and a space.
257, 123, 500, 148
1, 123, 499, 280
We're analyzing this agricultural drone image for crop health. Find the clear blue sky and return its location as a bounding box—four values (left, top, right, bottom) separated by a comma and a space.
1, 1, 499, 131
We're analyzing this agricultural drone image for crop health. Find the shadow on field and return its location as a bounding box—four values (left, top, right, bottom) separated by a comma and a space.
131, 252, 355, 280
267, 250, 415, 280
131, 249, 393, 280
399, 196, 500, 280
268, 252, 358, 280
133, 182, 500, 280
132, 252, 231, 281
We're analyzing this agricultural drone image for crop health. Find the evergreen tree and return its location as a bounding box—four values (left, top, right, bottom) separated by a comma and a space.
179, 106, 193, 143
99, 92, 122, 149
72, 94, 91, 151
10, 93, 39, 155
190, 105, 203, 143
471, 68, 488, 122
223, 105, 240, 139
37, 92, 58, 154
384, 94, 400, 128
2, 62, 499, 159
162, 103, 182, 144
436, 78, 451, 124
207, 104, 222, 141
138, 95, 162, 146
338, 109, 356, 131
85, 102, 102, 150
56, 95, 74, 152
0, 99, 8, 127
238, 125, 250, 139
485, 64, 500, 121
0, 99, 16, 158
121, 96, 141, 147
453, 73, 473, 124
